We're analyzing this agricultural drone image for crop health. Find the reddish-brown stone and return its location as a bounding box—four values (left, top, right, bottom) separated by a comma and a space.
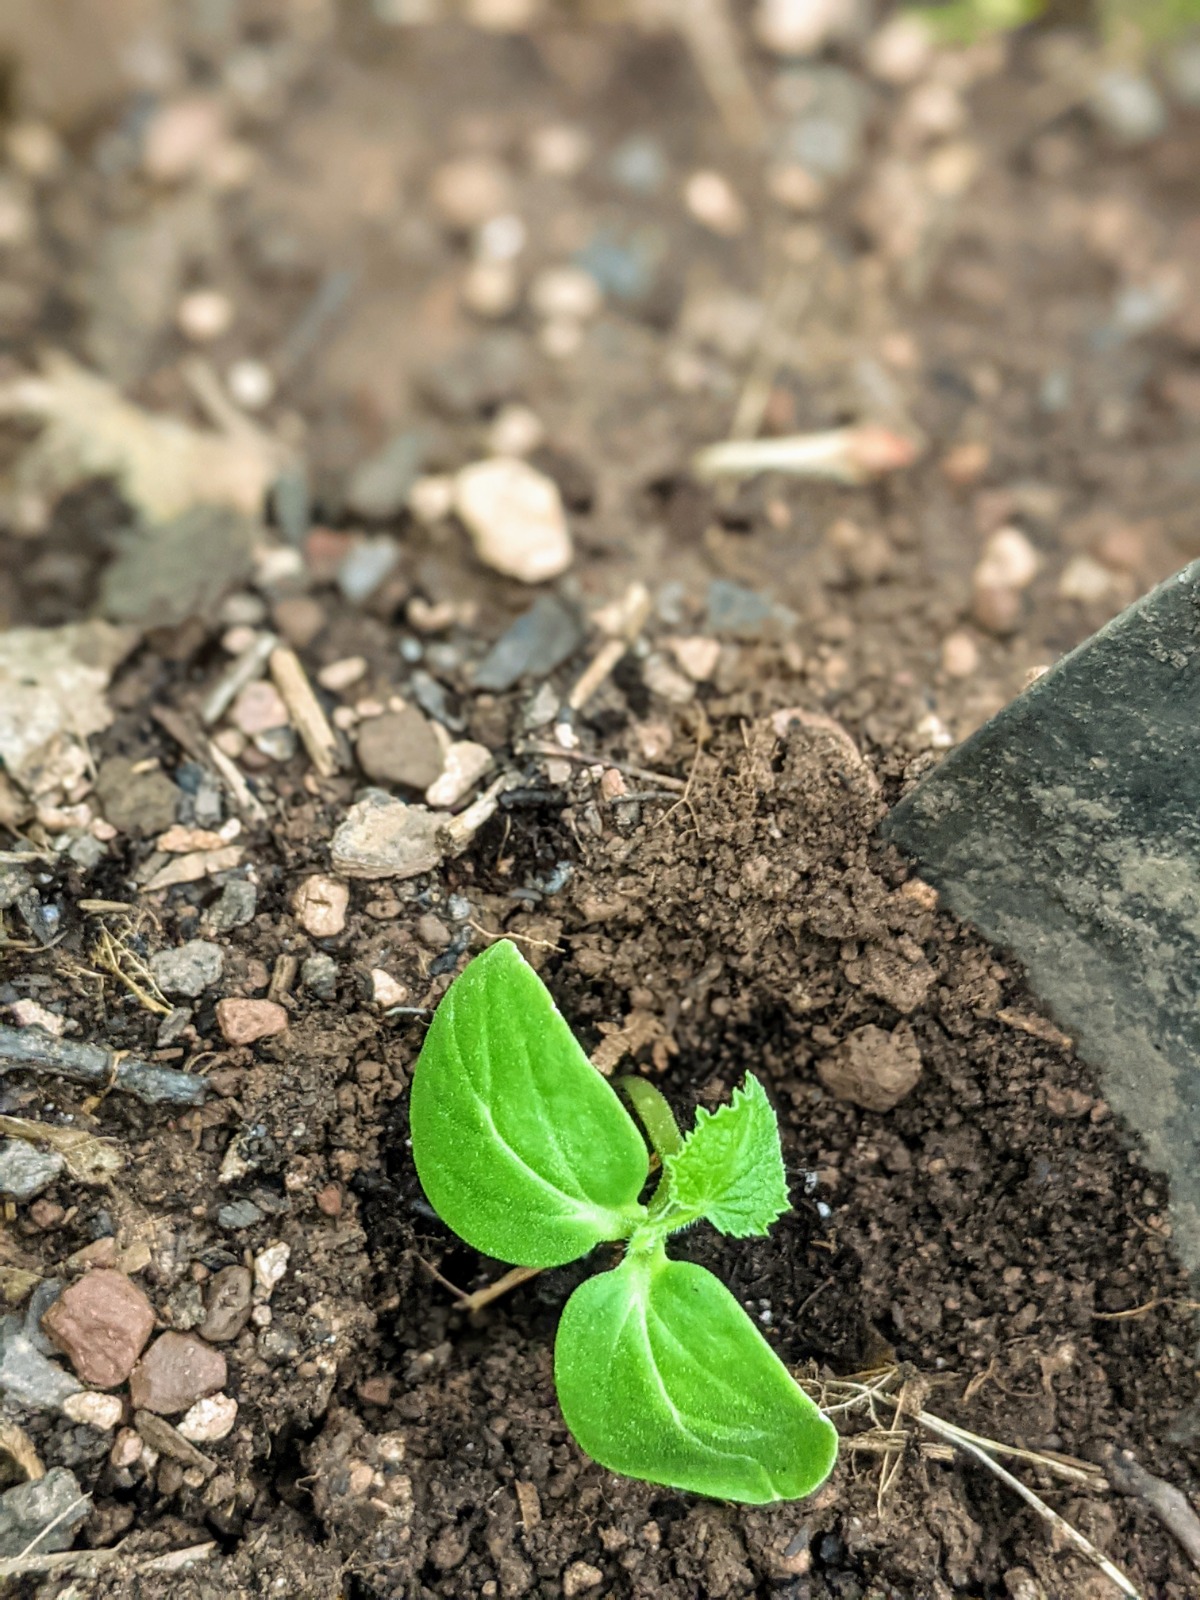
42, 1270, 156, 1389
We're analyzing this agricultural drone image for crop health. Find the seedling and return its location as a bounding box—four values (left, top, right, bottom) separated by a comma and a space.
409, 940, 838, 1504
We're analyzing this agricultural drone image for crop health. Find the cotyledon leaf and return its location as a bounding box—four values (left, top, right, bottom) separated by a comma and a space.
663, 1074, 789, 1237
555, 1250, 838, 1503
409, 940, 650, 1268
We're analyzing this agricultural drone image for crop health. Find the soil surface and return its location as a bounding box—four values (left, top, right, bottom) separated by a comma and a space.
1, 4, 1199, 1598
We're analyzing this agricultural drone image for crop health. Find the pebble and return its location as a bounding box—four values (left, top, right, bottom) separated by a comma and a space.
216, 998, 288, 1045
1089, 68, 1167, 147
41, 1270, 156, 1388
0, 1323, 81, 1410
486, 403, 545, 458
199, 1266, 254, 1343
317, 657, 367, 693
345, 434, 424, 522
528, 122, 591, 177
110, 1427, 143, 1469
1058, 554, 1117, 603
973, 526, 1039, 592
0, 1468, 89, 1557
178, 1392, 238, 1443
562, 1561, 605, 1597
6, 999, 65, 1036
253, 1242, 290, 1299
316, 1183, 343, 1217
475, 597, 583, 693
767, 163, 827, 212
231, 679, 289, 737
302, 953, 339, 999
177, 288, 234, 342
141, 95, 225, 182
818, 1023, 922, 1112
226, 359, 275, 411
864, 12, 933, 83
0, 1141, 64, 1201
529, 266, 603, 323
62, 1390, 125, 1430
149, 939, 225, 999
293, 875, 350, 938
204, 878, 258, 933
754, 0, 861, 54
941, 632, 980, 679
357, 709, 446, 791
409, 474, 457, 525
331, 790, 448, 880
971, 585, 1022, 636
462, 259, 520, 319
609, 133, 668, 194
338, 536, 401, 605
95, 758, 178, 838
684, 170, 746, 236
416, 913, 452, 949
217, 1199, 264, 1230
429, 155, 512, 230
642, 653, 696, 704
666, 636, 721, 683
129, 1332, 227, 1416
371, 969, 409, 1008
425, 742, 492, 808
454, 458, 573, 584
6, 121, 63, 180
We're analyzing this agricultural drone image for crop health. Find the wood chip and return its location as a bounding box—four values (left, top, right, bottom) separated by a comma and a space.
515, 1479, 541, 1532
996, 1008, 1073, 1051
269, 646, 340, 778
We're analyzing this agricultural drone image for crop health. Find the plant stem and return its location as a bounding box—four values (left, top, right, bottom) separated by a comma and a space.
618, 1077, 684, 1159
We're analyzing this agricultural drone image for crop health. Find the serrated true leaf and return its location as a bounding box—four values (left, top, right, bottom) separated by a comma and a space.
555, 1252, 838, 1504
409, 940, 649, 1269
663, 1074, 789, 1237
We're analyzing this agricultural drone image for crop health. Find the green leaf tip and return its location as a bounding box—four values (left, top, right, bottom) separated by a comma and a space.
409, 939, 649, 1268
663, 1074, 790, 1237
408, 943, 837, 1504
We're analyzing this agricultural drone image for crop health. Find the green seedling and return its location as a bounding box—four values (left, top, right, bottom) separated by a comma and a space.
409, 940, 838, 1504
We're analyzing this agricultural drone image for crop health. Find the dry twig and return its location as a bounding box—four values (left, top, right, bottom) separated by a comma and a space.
1103, 1446, 1200, 1574
0, 1025, 206, 1107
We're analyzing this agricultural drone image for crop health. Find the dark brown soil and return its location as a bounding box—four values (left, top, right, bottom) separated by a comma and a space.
2, 4, 1200, 1598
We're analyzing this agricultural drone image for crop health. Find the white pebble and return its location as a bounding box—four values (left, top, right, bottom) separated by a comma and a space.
487, 403, 544, 458
461, 258, 520, 320
475, 212, 526, 262
0, 180, 34, 248
527, 123, 591, 177
317, 657, 367, 692
226, 359, 275, 411
62, 1392, 124, 1431
293, 874, 350, 938
430, 155, 511, 230
177, 1393, 238, 1443
754, 0, 861, 55
643, 653, 696, 705
684, 170, 747, 237
454, 457, 573, 583
5, 121, 63, 179
1058, 554, 1117, 604
974, 526, 1039, 593
529, 265, 602, 323
425, 742, 492, 808
177, 289, 234, 342
666, 637, 721, 683
940, 631, 979, 679
864, 14, 934, 84
253, 1241, 291, 1299
409, 474, 456, 525
371, 969, 410, 1009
